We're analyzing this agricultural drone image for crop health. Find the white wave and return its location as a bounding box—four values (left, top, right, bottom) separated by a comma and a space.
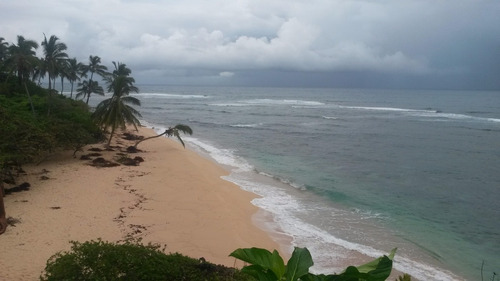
183, 137, 253, 172
134, 93, 209, 99
209, 103, 250, 107
340, 105, 436, 113
242, 99, 325, 106
412, 112, 500, 123
322, 116, 338, 120
230, 123, 263, 128
211, 99, 324, 107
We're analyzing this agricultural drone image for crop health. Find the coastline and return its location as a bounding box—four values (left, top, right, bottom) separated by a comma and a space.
0, 127, 284, 280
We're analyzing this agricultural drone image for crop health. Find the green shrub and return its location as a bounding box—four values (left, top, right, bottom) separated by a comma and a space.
230, 247, 399, 281
40, 240, 255, 281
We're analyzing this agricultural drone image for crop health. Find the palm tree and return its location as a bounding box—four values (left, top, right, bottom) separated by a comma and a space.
92, 74, 142, 146
76, 80, 104, 101
82, 55, 108, 104
5, 36, 39, 115
58, 59, 70, 96
111, 61, 131, 77
41, 34, 68, 95
132, 124, 193, 150
6, 35, 39, 85
0, 37, 9, 73
67, 58, 86, 98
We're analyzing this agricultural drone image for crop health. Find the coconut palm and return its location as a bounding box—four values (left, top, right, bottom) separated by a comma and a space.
57, 59, 70, 96
111, 61, 131, 77
92, 74, 141, 146
41, 34, 68, 94
5, 35, 39, 85
133, 124, 193, 150
76, 80, 104, 102
66, 58, 86, 98
82, 55, 108, 104
0, 37, 9, 72
5, 36, 39, 115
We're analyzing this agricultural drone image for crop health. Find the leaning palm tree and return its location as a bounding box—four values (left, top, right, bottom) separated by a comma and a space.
92, 75, 142, 146
132, 124, 193, 150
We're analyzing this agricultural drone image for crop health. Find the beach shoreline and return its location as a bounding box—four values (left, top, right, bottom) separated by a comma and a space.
0, 127, 286, 280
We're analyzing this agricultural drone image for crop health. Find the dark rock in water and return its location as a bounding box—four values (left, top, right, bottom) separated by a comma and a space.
88, 147, 103, 152
40, 175, 50, 180
134, 156, 144, 163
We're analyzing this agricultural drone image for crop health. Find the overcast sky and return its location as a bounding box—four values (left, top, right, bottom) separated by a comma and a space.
2, 0, 499, 89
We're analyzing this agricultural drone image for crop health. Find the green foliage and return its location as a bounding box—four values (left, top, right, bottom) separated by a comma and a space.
40, 240, 254, 281
395, 273, 412, 281
230, 247, 397, 281
0, 80, 102, 165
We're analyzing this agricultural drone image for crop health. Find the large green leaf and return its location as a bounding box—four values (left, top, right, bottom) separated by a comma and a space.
241, 264, 280, 281
355, 248, 396, 281
284, 247, 314, 281
230, 247, 285, 279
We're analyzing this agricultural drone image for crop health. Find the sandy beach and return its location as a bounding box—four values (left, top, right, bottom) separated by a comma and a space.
0, 127, 286, 280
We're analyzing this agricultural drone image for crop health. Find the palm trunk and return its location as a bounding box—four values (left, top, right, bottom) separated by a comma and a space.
70, 81, 74, 99
24, 82, 36, 116
60, 77, 64, 96
134, 131, 168, 149
47, 74, 53, 116
107, 126, 117, 147
0, 180, 7, 235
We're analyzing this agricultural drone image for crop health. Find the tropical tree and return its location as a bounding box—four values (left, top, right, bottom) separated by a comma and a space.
76, 80, 104, 102
5, 36, 39, 115
132, 124, 193, 150
92, 74, 141, 146
111, 61, 131, 77
41, 34, 68, 95
0, 37, 9, 73
57, 59, 70, 96
67, 58, 86, 98
5, 35, 39, 85
82, 55, 108, 104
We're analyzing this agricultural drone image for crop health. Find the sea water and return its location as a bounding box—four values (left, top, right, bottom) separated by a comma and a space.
93, 86, 499, 280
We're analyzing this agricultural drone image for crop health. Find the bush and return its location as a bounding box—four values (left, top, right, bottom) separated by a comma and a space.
40, 240, 255, 281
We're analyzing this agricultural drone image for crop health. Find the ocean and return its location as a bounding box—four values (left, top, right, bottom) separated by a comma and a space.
93, 86, 499, 280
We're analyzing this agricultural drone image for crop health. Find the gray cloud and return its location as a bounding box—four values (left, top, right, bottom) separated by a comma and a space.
1, 0, 499, 89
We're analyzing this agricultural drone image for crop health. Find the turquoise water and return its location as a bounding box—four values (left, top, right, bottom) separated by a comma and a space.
93, 87, 500, 280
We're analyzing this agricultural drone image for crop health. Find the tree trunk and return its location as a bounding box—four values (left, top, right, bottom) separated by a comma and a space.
70, 81, 74, 99
47, 74, 53, 116
0, 181, 7, 235
24, 82, 36, 116
133, 131, 167, 149
60, 77, 64, 96
107, 126, 116, 147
